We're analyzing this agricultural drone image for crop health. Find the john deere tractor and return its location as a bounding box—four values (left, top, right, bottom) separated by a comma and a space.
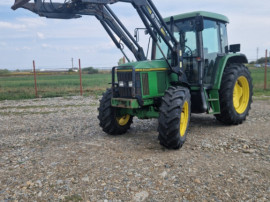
13, 0, 252, 149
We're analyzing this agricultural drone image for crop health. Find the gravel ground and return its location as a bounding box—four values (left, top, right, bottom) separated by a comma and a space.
0, 96, 269, 201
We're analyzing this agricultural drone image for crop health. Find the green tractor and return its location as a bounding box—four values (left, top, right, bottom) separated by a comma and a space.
12, 0, 252, 149
98, 11, 252, 149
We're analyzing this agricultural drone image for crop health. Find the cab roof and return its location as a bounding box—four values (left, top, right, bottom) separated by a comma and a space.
164, 11, 229, 23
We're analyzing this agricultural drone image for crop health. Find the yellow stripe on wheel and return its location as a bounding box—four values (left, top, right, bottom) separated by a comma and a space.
116, 115, 130, 126
180, 101, 189, 137
233, 76, 250, 114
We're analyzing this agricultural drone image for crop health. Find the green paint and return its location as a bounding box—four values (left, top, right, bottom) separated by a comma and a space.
190, 86, 200, 91
169, 73, 179, 83
213, 54, 247, 89
111, 98, 140, 109
206, 89, 220, 114
111, 97, 155, 109
140, 70, 169, 99
118, 60, 169, 70
118, 106, 159, 119
143, 99, 154, 106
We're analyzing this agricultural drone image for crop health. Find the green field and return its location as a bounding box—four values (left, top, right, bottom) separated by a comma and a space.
0, 67, 269, 101
0, 72, 111, 100
249, 67, 270, 96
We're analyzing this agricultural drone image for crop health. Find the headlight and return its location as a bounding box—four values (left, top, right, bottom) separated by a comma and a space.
119, 81, 124, 87
128, 81, 133, 88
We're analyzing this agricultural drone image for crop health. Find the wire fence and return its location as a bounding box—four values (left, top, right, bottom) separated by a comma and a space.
0, 60, 111, 100
0, 60, 269, 101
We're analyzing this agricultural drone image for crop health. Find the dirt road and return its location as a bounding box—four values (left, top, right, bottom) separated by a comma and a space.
0, 97, 269, 201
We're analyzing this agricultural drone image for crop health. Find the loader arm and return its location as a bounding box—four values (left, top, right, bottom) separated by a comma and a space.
12, 0, 184, 78
12, 0, 146, 61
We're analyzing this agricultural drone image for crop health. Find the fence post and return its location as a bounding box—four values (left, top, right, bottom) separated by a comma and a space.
79, 59, 83, 96
33, 60, 38, 98
265, 50, 268, 90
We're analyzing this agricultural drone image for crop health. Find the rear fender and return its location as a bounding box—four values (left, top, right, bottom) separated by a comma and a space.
213, 54, 248, 89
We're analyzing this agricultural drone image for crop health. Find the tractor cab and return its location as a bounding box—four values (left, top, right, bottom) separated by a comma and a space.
153, 11, 230, 87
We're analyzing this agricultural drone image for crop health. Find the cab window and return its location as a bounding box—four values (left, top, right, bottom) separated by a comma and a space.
202, 20, 220, 54
220, 23, 228, 53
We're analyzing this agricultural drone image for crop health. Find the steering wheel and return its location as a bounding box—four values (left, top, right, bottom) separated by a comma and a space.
183, 45, 193, 57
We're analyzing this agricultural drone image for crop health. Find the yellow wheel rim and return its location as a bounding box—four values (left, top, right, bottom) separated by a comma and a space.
116, 114, 130, 126
233, 76, 250, 114
180, 101, 189, 137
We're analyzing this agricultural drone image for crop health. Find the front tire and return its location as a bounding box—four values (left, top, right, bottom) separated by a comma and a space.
98, 89, 133, 135
158, 86, 191, 149
215, 63, 253, 125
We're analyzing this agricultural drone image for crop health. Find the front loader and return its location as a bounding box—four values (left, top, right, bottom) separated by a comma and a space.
12, 0, 253, 149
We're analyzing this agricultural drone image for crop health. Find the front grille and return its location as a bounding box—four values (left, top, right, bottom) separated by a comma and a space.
118, 71, 132, 81
117, 71, 141, 98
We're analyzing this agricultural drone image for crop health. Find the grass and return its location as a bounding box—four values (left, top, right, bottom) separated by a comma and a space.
64, 194, 83, 202
0, 111, 59, 116
0, 67, 269, 101
0, 104, 91, 110
0, 72, 111, 100
249, 67, 270, 96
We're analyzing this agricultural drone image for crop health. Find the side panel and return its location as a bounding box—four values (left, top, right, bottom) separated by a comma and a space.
141, 70, 169, 99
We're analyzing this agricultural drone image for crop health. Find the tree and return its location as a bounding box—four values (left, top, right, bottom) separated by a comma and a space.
256, 57, 270, 64
0, 69, 10, 75
82, 67, 99, 74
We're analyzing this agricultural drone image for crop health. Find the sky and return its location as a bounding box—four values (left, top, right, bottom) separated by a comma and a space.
0, 0, 270, 70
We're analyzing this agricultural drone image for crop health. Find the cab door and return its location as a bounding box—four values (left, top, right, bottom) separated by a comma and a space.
202, 19, 228, 86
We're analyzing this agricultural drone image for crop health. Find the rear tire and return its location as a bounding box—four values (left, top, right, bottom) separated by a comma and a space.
158, 86, 191, 149
215, 63, 253, 125
98, 89, 133, 135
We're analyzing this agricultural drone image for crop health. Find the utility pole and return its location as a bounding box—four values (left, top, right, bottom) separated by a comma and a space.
264, 49, 268, 90
33, 60, 38, 98
79, 59, 83, 96
71, 58, 74, 69
256, 47, 259, 62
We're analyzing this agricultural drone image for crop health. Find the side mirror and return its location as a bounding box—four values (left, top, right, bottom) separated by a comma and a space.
134, 28, 148, 42
134, 28, 139, 42
195, 16, 204, 32
226, 44, 241, 53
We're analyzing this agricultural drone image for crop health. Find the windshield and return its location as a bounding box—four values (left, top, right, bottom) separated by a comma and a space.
155, 18, 197, 60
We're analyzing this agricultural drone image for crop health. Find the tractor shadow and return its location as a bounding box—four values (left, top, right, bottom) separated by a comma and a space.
112, 115, 227, 151
189, 114, 226, 129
